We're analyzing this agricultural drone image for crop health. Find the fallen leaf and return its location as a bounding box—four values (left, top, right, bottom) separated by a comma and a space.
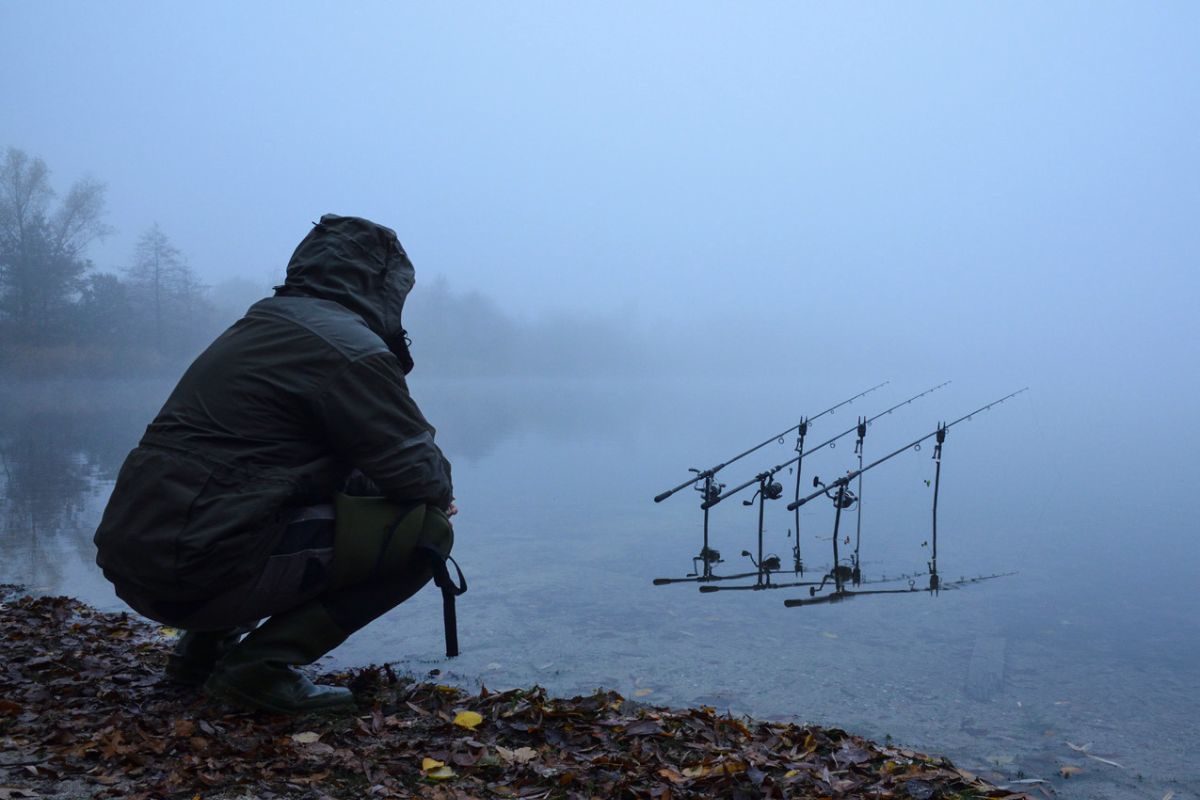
658, 768, 688, 784
291, 731, 321, 744
453, 710, 483, 730
427, 765, 456, 780
496, 745, 538, 765
624, 719, 664, 736
0, 788, 41, 799
422, 757, 446, 771
1059, 765, 1083, 778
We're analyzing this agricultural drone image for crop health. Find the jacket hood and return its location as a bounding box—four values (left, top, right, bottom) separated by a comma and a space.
278, 214, 415, 367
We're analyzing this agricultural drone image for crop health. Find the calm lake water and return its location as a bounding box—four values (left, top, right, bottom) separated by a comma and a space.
2, 375, 1196, 800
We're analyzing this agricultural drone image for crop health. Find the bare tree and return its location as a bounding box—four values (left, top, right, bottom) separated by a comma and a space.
0, 147, 109, 340
125, 224, 209, 354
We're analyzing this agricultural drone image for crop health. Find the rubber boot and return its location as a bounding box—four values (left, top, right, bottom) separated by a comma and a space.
165, 628, 247, 686
203, 602, 356, 714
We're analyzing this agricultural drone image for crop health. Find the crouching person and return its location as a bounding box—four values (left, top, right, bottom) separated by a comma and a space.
93, 215, 461, 714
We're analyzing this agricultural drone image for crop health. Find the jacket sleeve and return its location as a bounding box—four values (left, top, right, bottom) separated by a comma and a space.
315, 352, 453, 508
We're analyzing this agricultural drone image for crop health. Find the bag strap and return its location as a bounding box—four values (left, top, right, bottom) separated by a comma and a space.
363, 500, 467, 658
423, 549, 467, 657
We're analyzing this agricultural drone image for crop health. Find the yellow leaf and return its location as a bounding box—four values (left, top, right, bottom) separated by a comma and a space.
160, 626, 181, 638
682, 765, 710, 778
291, 731, 321, 744
634, 688, 653, 697
453, 710, 483, 729
784, 769, 799, 778
427, 766, 456, 780
422, 757, 445, 771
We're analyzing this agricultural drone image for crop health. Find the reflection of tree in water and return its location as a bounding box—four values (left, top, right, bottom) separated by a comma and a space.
0, 404, 146, 591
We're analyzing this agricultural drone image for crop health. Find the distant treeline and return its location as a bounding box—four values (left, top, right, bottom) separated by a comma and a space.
0, 146, 642, 379
404, 277, 642, 378
0, 147, 238, 376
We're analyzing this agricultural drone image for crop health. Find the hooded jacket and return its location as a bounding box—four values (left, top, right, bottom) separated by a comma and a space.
94, 215, 453, 612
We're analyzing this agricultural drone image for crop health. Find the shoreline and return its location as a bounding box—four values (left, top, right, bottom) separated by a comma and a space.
0, 587, 1034, 799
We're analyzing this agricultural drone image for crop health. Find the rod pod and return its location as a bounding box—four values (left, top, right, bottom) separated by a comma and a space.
652, 382, 888, 586
782, 388, 1029, 607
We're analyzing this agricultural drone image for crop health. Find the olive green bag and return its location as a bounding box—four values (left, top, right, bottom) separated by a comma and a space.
332, 494, 466, 656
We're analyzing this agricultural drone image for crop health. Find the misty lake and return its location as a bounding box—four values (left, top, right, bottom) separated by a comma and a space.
2, 374, 1196, 800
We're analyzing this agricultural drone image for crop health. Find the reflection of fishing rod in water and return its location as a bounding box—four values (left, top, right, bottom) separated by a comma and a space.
783, 387, 1029, 608
651, 381, 889, 585
695, 382, 951, 592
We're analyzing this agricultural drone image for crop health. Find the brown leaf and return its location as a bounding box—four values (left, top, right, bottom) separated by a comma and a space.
171, 719, 196, 737
834, 741, 872, 765
624, 720, 664, 737
658, 768, 689, 785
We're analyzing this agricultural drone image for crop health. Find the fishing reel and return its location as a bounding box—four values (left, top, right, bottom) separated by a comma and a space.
743, 476, 784, 505
809, 562, 858, 594
689, 546, 723, 576
811, 476, 858, 509
742, 550, 782, 573
691, 471, 725, 506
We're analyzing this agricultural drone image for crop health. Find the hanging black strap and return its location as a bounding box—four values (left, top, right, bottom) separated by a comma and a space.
423, 548, 467, 657
367, 502, 468, 658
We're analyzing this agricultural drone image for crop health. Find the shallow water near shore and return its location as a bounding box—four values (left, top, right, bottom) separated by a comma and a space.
2, 375, 1196, 800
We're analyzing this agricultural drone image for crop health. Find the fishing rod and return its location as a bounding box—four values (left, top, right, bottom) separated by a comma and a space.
653, 380, 889, 504
652, 381, 888, 586
701, 382, 951, 512
784, 387, 1028, 606
693, 382, 951, 594
782, 572, 1018, 607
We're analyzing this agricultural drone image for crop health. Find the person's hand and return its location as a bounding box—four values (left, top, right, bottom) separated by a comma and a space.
447, 501, 458, 518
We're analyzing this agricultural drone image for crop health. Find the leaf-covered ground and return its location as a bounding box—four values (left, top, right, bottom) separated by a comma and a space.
0, 588, 1033, 799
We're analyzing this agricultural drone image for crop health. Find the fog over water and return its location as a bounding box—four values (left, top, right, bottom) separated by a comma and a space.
2, 3, 1199, 799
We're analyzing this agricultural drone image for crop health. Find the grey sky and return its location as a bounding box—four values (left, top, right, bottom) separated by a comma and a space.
4, 2, 1198, 495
